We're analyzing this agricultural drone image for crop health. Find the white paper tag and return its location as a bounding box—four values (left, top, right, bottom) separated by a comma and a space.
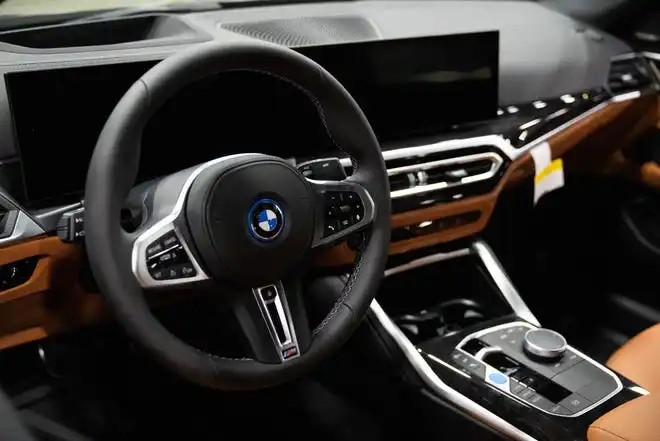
531, 142, 564, 205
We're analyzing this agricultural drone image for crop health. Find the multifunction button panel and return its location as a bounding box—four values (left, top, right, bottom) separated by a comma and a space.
449, 322, 621, 418
145, 231, 197, 281
323, 191, 365, 237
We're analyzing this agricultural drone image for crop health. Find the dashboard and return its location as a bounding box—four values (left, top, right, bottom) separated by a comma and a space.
0, 0, 655, 348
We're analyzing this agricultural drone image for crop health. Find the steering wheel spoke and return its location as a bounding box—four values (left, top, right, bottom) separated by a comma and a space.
231, 280, 310, 363
308, 178, 376, 248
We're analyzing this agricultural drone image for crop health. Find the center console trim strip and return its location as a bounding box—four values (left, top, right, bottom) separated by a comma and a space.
471, 241, 541, 327
455, 321, 624, 418
370, 300, 539, 441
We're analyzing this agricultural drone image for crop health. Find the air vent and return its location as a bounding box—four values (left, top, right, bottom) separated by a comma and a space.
608, 56, 655, 96
386, 152, 504, 200
339, 144, 506, 214
220, 16, 380, 47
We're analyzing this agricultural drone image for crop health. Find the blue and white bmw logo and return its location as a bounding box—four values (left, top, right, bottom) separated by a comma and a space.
248, 198, 285, 241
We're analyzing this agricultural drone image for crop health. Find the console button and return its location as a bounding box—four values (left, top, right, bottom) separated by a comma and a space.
553, 361, 611, 392
548, 350, 581, 375
526, 393, 555, 412
488, 372, 507, 385
577, 378, 618, 403
519, 373, 547, 390
510, 379, 527, 395
558, 393, 592, 414
549, 404, 573, 416
450, 351, 485, 379
518, 388, 535, 400
480, 326, 527, 351
464, 360, 486, 378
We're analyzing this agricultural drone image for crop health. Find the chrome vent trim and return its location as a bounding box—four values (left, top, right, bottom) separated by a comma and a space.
339, 136, 506, 201
388, 152, 504, 199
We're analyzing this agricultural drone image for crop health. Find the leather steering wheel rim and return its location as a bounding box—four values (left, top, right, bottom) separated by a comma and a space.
84, 41, 391, 390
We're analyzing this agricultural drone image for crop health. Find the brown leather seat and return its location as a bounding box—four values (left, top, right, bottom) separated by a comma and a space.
607, 324, 660, 394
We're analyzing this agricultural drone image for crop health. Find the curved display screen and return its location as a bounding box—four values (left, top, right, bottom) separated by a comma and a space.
6, 32, 498, 207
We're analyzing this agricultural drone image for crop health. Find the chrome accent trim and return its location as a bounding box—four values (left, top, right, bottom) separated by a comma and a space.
612, 52, 640, 61
384, 249, 471, 278
308, 179, 376, 248
338, 134, 516, 166
629, 386, 650, 396
131, 153, 253, 288
390, 152, 504, 199
456, 321, 624, 418
387, 152, 502, 176
253, 282, 300, 362
642, 51, 660, 62
370, 301, 539, 441
0, 211, 45, 247
612, 90, 642, 102
471, 241, 541, 327
523, 328, 567, 359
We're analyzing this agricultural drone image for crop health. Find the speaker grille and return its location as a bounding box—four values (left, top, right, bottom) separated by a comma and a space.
220, 16, 380, 47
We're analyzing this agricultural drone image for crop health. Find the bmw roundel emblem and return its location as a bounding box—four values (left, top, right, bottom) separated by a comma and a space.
248, 198, 285, 242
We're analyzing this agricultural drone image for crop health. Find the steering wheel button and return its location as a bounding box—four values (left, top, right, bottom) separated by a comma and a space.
324, 220, 340, 237
180, 264, 196, 278
339, 217, 354, 229
157, 251, 175, 266
150, 268, 165, 280
161, 232, 179, 248
146, 241, 164, 258
166, 267, 180, 279
324, 192, 342, 205
260, 285, 278, 302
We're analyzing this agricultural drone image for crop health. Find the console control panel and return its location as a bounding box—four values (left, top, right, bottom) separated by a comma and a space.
323, 191, 365, 237
145, 231, 197, 281
449, 322, 621, 417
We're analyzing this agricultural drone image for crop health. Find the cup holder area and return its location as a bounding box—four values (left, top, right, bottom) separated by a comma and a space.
393, 299, 488, 343
378, 252, 512, 345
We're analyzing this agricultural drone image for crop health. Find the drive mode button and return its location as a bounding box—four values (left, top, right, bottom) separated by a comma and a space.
488, 372, 507, 385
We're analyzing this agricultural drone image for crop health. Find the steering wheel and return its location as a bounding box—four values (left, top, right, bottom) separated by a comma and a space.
84, 41, 391, 390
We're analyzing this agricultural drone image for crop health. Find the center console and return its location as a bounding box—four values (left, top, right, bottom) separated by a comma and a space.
370, 240, 647, 441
